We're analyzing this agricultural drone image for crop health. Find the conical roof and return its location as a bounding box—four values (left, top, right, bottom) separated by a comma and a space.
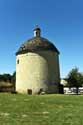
16, 28, 59, 55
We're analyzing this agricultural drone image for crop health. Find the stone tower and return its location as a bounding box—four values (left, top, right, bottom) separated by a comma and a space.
16, 27, 60, 94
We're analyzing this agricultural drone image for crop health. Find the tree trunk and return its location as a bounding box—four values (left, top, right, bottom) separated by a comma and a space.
76, 87, 79, 95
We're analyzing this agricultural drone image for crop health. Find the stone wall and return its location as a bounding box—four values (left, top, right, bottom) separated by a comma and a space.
16, 50, 60, 94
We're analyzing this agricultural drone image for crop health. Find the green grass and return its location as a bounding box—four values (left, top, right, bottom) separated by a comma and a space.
0, 94, 83, 125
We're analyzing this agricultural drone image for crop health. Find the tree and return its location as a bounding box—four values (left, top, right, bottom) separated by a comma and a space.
11, 71, 16, 92
66, 67, 83, 94
0, 74, 12, 83
11, 71, 16, 84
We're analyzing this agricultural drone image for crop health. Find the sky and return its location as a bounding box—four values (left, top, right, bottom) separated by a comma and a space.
0, 0, 83, 78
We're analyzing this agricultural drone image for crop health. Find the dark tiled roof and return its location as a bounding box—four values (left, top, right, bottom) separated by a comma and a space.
16, 36, 59, 55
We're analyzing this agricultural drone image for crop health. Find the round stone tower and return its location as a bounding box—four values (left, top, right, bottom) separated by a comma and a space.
16, 27, 60, 94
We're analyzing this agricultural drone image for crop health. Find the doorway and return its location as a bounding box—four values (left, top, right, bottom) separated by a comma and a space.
27, 89, 32, 95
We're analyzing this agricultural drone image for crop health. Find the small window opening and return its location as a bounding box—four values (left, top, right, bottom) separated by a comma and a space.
17, 59, 19, 64
36, 31, 38, 36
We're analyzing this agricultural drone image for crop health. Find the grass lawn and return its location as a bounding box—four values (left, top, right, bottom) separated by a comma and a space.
0, 94, 83, 125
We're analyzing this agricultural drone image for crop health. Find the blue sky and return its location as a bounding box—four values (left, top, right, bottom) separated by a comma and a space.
0, 0, 83, 77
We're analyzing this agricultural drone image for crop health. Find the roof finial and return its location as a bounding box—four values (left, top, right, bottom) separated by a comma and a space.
33, 25, 41, 37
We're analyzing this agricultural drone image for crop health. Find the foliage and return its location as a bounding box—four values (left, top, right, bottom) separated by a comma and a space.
0, 94, 83, 125
0, 74, 12, 83
66, 67, 83, 94
11, 71, 16, 84
0, 72, 16, 83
